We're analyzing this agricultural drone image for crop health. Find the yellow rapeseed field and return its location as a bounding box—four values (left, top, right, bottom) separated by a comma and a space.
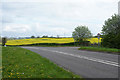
5, 38, 102, 46
87, 38, 102, 44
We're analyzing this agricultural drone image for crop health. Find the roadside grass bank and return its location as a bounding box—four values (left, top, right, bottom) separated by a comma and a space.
78, 47, 120, 54
6, 42, 80, 47
6, 45, 81, 48
24, 45, 80, 47
6, 42, 81, 47
2, 47, 81, 78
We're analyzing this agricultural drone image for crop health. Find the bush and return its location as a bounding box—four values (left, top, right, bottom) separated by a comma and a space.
75, 39, 90, 46
101, 33, 120, 49
114, 33, 120, 49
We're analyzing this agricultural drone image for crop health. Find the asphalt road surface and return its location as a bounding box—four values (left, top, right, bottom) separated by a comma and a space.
22, 47, 119, 78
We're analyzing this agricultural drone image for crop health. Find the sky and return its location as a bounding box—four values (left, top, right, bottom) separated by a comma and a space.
1, 0, 119, 38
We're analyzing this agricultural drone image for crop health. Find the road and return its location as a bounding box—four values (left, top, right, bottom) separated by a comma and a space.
22, 47, 119, 78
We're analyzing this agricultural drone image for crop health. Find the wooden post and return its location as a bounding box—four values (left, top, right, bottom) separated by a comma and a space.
2, 37, 7, 46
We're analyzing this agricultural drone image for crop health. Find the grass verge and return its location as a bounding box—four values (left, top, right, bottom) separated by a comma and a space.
2, 47, 81, 78
78, 47, 120, 54
23, 45, 80, 47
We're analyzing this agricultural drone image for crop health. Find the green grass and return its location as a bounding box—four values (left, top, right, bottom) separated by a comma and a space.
78, 47, 120, 54
23, 45, 80, 47
2, 47, 81, 78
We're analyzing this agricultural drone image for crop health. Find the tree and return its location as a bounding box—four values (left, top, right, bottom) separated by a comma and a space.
102, 14, 120, 35
49, 36, 54, 38
31, 36, 35, 38
72, 26, 92, 46
101, 14, 120, 48
57, 35, 59, 38
42, 35, 48, 38
2, 37, 7, 46
37, 36, 40, 38
72, 26, 92, 41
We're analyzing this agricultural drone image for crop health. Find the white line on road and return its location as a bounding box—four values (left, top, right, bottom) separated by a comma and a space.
25, 47, 120, 67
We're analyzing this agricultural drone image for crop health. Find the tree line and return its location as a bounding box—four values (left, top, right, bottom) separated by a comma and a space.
31, 35, 59, 38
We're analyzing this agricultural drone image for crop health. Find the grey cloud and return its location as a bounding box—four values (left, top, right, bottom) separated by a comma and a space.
2, 17, 13, 23
1, 0, 118, 37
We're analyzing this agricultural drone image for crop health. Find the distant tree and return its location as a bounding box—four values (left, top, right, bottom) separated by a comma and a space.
31, 36, 35, 38
49, 36, 54, 38
101, 14, 120, 48
37, 36, 40, 38
72, 25, 92, 41
42, 35, 48, 38
57, 35, 59, 38
2, 37, 7, 46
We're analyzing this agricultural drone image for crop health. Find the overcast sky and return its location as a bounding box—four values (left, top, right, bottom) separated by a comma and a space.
1, 0, 119, 38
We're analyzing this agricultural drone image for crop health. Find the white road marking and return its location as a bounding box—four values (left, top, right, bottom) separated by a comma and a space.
24, 47, 120, 67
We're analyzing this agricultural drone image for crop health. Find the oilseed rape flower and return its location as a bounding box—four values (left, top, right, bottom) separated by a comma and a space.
6, 38, 101, 46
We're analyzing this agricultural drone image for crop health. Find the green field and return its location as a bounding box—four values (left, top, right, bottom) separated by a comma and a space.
2, 47, 81, 78
79, 47, 120, 54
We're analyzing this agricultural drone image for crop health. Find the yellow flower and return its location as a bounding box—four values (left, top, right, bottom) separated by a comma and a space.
6, 37, 102, 45
10, 73, 13, 75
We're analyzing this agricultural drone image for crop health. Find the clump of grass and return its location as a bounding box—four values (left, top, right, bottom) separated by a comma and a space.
2, 47, 81, 78
78, 47, 120, 54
